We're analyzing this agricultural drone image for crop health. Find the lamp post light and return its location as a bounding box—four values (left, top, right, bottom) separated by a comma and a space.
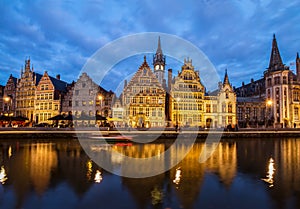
3, 95, 13, 127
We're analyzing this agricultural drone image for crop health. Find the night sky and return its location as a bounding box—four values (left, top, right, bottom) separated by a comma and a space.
1, 0, 299, 92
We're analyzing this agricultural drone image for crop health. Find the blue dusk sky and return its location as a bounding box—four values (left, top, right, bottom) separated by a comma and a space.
0, 0, 300, 92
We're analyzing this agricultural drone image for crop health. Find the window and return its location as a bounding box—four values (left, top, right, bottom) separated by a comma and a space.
158, 108, 162, 117
222, 103, 226, 112
206, 104, 211, 113
152, 109, 156, 117
75, 101, 79, 106
228, 104, 232, 113
82, 101, 86, 106
274, 76, 280, 85
295, 107, 299, 120
267, 78, 272, 87
75, 90, 79, 96
238, 107, 243, 121
69, 101, 72, 106
54, 105, 58, 110
226, 93, 229, 99
228, 116, 232, 124
146, 108, 149, 117
213, 104, 217, 113
283, 76, 287, 84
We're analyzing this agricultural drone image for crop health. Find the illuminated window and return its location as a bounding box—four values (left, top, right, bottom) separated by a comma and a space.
206, 104, 211, 113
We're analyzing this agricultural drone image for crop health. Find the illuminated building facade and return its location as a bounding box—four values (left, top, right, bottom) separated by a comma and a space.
122, 56, 166, 128
35, 71, 68, 123
235, 34, 300, 128
170, 58, 236, 128
2, 74, 17, 116
61, 72, 114, 125
15, 59, 41, 121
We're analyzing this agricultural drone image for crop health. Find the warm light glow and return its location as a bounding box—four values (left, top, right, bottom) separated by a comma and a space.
173, 167, 182, 185
8, 146, 12, 158
0, 166, 8, 184
98, 95, 103, 101
86, 160, 93, 181
267, 100, 273, 106
94, 170, 103, 183
151, 187, 163, 205
3, 97, 10, 102
262, 157, 275, 187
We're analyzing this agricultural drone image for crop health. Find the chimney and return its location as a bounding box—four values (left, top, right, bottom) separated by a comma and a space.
56, 74, 61, 80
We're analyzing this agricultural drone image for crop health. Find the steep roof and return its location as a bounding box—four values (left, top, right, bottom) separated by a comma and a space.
49, 76, 68, 92
34, 72, 43, 85
268, 34, 285, 71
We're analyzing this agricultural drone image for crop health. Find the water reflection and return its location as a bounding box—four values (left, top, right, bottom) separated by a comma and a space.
0, 166, 7, 184
0, 138, 299, 209
173, 167, 181, 186
262, 158, 275, 187
94, 170, 102, 183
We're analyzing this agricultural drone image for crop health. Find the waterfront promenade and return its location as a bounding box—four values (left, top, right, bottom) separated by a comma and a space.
0, 127, 300, 139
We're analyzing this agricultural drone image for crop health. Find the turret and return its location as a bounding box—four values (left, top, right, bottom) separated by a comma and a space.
153, 36, 166, 86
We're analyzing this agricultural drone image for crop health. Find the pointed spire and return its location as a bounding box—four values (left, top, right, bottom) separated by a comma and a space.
223, 69, 229, 84
297, 52, 299, 60
156, 36, 162, 54
268, 34, 284, 71
144, 55, 147, 63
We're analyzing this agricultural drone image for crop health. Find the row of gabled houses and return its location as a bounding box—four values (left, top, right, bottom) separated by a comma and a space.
0, 59, 114, 126
1, 35, 299, 128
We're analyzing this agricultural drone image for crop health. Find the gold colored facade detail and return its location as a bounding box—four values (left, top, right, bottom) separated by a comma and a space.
35, 72, 61, 123
16, 59, 39, 121
171, 59, 237, 128
170, 58, 205, 127
122, 57, 165, 128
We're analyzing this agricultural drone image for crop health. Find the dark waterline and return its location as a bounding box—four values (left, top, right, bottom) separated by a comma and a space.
0, 138, 299, 209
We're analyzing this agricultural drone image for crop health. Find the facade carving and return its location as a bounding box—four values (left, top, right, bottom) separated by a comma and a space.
122, 56, 166, 128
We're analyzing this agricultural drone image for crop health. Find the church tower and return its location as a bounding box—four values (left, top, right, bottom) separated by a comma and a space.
264, 34, 290, 127
153, 36, 166, 85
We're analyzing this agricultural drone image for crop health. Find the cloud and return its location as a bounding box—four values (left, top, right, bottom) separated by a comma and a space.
0, 0, 299, 92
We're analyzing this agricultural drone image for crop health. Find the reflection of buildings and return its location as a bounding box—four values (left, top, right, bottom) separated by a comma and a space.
118, 142, 237, 209
29, 143, 58, 194
205, 142, 237, 187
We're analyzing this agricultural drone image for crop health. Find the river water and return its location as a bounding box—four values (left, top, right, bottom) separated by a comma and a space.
0, 137, 299, 209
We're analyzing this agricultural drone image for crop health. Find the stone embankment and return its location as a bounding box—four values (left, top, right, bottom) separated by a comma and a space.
0, 127, 300, 140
